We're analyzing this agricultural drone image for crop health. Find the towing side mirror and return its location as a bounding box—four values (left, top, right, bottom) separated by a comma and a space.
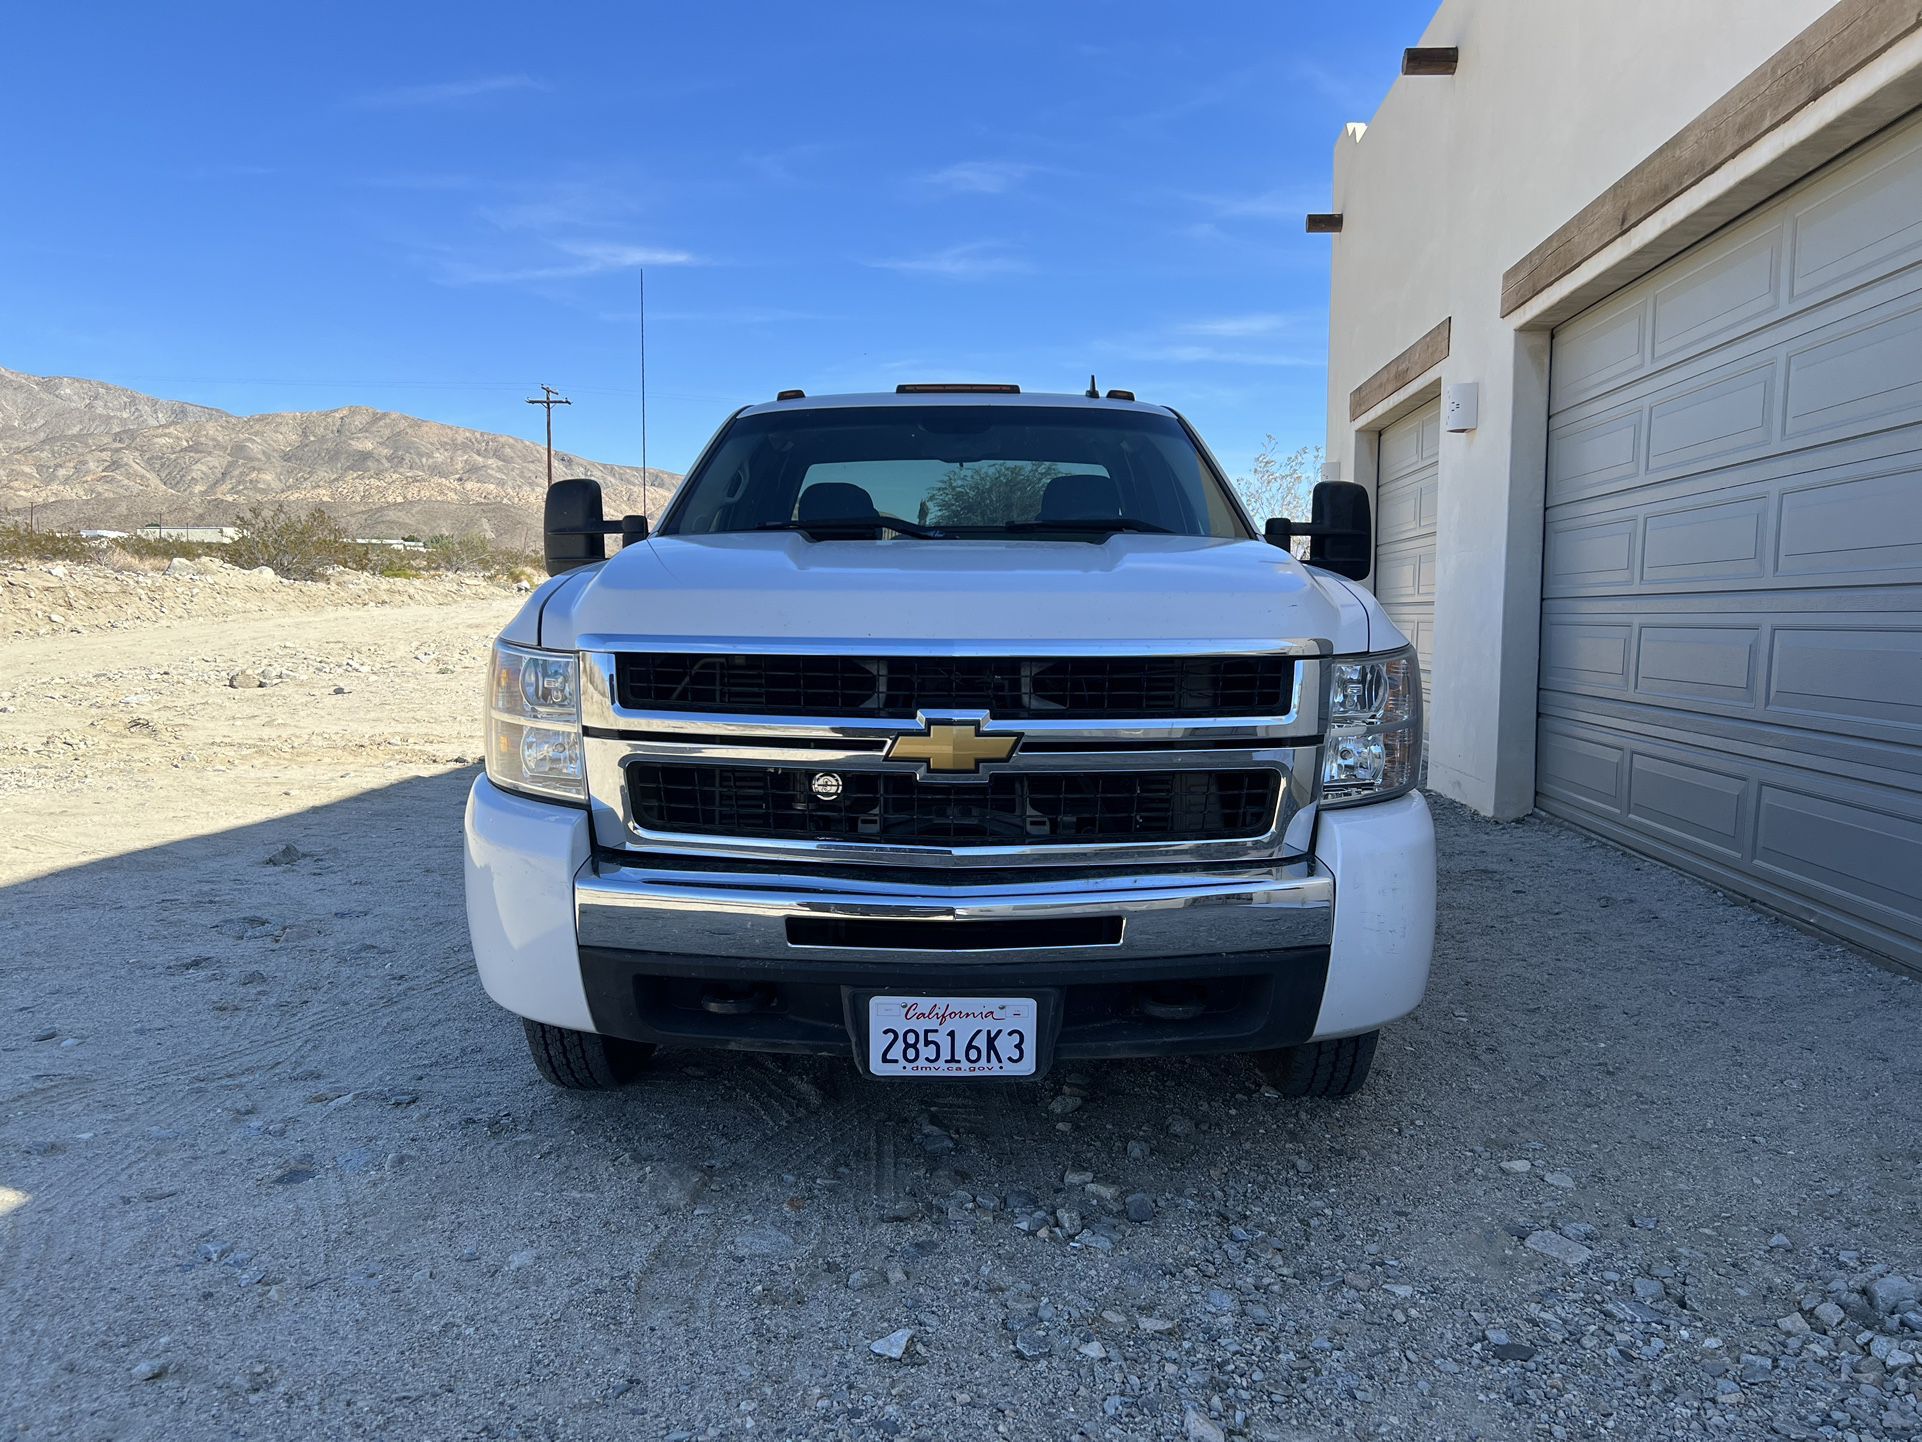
543, 477, 608, 575
1306, 480, 1371, 581
1262, 481, 1372, 581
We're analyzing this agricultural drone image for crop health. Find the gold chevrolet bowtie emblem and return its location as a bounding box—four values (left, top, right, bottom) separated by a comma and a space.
886, 720, 1019, 774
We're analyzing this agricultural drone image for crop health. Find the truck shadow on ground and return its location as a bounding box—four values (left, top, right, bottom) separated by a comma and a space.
4, 767, 1920, 1439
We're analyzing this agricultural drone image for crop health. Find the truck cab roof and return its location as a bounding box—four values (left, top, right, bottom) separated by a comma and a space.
736, 389, 1175, 420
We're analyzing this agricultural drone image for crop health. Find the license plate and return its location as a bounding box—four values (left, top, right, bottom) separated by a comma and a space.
866, 996, 1037, 1077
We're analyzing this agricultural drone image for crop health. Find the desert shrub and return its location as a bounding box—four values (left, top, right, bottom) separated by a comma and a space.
113, 534, 231, 563
420, 532, 541, 579
0, 522, 92, 563
226, 504, 368, 581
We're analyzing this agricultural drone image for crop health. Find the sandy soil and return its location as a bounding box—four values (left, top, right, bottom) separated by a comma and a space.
2, 574, 1919, 1442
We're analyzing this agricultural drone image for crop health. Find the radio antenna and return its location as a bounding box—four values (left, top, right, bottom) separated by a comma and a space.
639, 268, 649, 515
1084, 373, 1099, 399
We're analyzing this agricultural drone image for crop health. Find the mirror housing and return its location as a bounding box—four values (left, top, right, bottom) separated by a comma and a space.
1263, 516, 1293, 548
1306, 480, 1371, 581
543, 477, 607, 575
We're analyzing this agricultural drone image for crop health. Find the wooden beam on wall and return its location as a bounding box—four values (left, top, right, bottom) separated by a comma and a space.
1349, 318, 1451, 421
1402, 46, 1459, 76
1500, 0, 1922, 315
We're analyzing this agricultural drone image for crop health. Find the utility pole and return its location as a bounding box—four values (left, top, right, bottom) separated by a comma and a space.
524, 384, 571, 486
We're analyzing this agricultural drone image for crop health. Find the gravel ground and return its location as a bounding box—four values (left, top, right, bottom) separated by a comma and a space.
2, 589, 1919, 1442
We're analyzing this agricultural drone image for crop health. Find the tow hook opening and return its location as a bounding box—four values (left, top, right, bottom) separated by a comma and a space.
1135, 982, 1206, 1022
699, 982, 780, 1016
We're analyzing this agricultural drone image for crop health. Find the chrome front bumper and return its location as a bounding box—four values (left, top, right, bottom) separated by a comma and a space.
574, 855, 1334, 966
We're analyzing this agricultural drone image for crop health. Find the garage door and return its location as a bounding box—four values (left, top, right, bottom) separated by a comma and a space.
1537, 111, 1922, 972
1374, 399, 1440, 713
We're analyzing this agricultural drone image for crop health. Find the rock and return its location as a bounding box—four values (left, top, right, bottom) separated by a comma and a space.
1631, 1216, 1659, 1230
164, 558, 195, 577
1867, 1276, 1919, 1314
1558, 1222, 1598, 1242
1166, 1115, 1195, 1137
881, 1199, 924, 1223
1776, 1313, 1811, 1336
1124, 1192, 1155, 1224
130, 1359, 168, 1382
1084, 1181, 1119, 1204
1056, 1208, 1083, 1235
263, 844, 305, 866
1813, 1301, 1847, 1329
1204, 1287, 1239, 1313
1138, 1316, 1175, 1333
1126, 1139, 1151, 1161
1183, 1406, 1226, 1442
1076, 1339, 1106, 1360
1524, 1230, 1592, 1266
869, 1328, 913, 1360
228, 670, 262, 689
1013, 1331, 1049, 1360
1491, 1341, 1537, 1362
1384, 1283, 1414, 1299
1768, 1232, 1792, 1250
1048, 1094, 1083, 1117
847, 1268, 884, 1291
1499, 1159, 1532, 1174
507, 1249, 536, 1270
1063, 1168, 1094, 1186
31, 1028, 56, 1043
1632, 1278, 1665, 1302
1544, 1171, 1576, 1189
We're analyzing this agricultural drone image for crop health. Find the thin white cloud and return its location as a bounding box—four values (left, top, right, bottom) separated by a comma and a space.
1127, 344, 1322, 368
920, 160, 1043, 195
438, 241, 699, 286
347, 74, 545, 110
1179, 313, 1309, 338
868, 242, 1030, 279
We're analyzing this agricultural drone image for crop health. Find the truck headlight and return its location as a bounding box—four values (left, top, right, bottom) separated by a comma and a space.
485, 641, 585, 802
1321, 646, 1420, 807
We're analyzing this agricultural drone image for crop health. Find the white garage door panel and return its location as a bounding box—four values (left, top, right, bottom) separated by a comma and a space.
1374, 400, 1440, 711
1540, 111, 1922, 973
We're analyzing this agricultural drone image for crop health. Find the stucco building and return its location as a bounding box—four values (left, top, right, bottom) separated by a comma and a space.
1318, 0, 1922, 970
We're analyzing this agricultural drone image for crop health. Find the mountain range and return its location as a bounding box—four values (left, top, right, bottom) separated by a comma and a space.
0, 366, 677, 545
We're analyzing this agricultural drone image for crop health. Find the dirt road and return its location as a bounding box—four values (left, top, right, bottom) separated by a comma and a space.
3, 583, 1919, 1441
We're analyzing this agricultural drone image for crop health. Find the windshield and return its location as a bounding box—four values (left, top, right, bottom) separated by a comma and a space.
661, 404, 1253, 540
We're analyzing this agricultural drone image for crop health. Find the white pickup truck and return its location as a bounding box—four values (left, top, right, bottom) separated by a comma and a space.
464, 386, 1434, 1096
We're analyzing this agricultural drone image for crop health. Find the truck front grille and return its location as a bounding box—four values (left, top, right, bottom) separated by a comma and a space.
614, 653, 1292, 720
624, 762, 1282, 847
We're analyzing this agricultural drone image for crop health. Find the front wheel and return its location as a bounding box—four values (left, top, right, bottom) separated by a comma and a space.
522, 1019, 655, 1090
1257, 1030, 1378, 1098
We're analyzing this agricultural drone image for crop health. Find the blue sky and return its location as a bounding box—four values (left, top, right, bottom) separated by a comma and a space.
2, 1, 1431, 480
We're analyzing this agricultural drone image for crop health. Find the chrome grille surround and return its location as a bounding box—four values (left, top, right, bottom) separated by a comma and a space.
579, 637, 1329, 870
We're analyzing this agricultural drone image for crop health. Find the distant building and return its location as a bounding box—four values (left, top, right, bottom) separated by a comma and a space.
138, 523, 239, 544
78, 529, 127, 540
354, 537, 428, 551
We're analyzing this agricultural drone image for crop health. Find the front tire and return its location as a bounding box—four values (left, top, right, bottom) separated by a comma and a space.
1258, 1030, 1378, 1098
522, 1019, 654, 1089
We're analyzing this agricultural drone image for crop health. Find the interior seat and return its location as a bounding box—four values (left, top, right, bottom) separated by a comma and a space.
1037, 473, 1121, 521
796, 481, 879, 522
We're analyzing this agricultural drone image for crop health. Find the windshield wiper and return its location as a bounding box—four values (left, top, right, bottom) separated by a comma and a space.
1003, 516, 1173, 535
753, 514, 937, 539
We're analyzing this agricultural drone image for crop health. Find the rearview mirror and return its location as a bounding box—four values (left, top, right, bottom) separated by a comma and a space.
1307, 480, 1371, 581
544, 477, 607, 576
1262, 482, 1371, 581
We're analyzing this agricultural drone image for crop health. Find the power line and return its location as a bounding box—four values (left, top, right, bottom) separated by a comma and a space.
524, 384, 570, 487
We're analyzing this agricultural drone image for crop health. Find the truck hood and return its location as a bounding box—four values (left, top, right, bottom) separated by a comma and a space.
532, 533, 1394, 654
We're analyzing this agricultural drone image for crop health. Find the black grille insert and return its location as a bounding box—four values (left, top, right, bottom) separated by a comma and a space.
785, 916, 1124, 950
625, 763, 1281, 846
614, 654, 1292, 719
